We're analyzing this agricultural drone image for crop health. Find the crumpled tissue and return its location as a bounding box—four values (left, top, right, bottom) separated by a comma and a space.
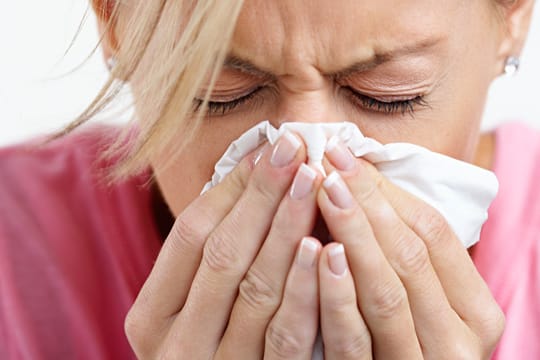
202, 120, 499, 248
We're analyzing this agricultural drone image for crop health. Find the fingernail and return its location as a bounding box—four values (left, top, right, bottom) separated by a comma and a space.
296, 237, 318, 268
328, 243, 348, 277
290, 164, 317, 200
253, 144, 268, 167
326, 136, 355, 171
323, 172, 355, 209
271, 132, 302, 168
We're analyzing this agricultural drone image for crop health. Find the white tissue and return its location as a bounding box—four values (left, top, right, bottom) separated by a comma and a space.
202, 120, 499, 249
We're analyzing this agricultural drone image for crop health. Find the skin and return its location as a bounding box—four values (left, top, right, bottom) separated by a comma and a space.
92, 0, 534, 358
134, 0, 527, 217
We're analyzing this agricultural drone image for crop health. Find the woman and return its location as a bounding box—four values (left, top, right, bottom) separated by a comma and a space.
1, 0, 538, 359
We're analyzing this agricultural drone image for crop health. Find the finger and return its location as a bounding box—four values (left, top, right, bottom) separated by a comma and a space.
324, 139, 464, 346
329, 165, 463, 351
359, 160, 504, 345
319, 242, 371, 360
171, 132, 307, 355
324, 142, 483, 353
317, 175, 422, 359
217, 164, 322, 358
264, 237, 320, 360
125, 144, 264, 348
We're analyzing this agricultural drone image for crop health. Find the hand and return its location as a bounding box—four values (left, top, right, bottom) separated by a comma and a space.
125, 132, 325, 359
314, 139, 505, 359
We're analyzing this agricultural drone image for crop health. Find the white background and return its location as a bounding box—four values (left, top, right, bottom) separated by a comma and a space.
0, 1, 539, 146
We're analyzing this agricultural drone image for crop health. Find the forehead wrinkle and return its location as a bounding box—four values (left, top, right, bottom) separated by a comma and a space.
230, 0, 451, 82
331, 36, 445, 79
233, 0, 330, 77
232, 0, 287, 66
224, 34, 443, 83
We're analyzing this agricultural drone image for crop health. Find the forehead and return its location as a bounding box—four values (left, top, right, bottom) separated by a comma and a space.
231, 0, 472, 73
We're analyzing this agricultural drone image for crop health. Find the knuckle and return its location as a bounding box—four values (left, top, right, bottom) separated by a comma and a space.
250, 174, 280, 205
124, 308, 155, 358
227, 157, 251, 189
238, 269, 280, 311
356, 178, 380, 204
370, 281, 407, 319
410, 206, 451, 250
124, 309, 141, 343
202, 232, 241, 274
330, 332, 371, 359
394, 233, 431, 275
479, 305, 506, 350
266, 322, 306, 358
324, 292, 358, 318
168, 213, 206, 251
372, 170, 387, 191
490, 309, 506, 342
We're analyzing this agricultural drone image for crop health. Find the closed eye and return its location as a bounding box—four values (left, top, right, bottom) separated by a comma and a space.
342, 86, 429, 116
194, 87, 264, 116
193, 85, 429, 117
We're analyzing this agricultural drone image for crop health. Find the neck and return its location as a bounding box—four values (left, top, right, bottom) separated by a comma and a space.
473, 132, 496, 171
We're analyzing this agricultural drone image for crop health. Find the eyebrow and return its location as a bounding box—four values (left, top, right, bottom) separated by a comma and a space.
224, 37, 441, 79
223, 56, 275, 78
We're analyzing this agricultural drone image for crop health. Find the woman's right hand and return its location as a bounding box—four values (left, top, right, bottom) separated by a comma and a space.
125, 132, 324, 359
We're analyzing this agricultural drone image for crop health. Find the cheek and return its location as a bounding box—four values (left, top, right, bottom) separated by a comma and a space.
361, 117, 481, 162
423, 123, 481, 161
352, 86, 484, 161
151, 150, 212, 218
362, 55, 493, 160
152, 118, 255, 216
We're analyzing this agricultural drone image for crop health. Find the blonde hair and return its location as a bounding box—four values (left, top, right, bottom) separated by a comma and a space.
52, 0, 245, 181
55, 0, 517, 182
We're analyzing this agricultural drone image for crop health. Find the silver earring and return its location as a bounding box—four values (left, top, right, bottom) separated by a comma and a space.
504, 56, 520, 76
106, 57, 117, 71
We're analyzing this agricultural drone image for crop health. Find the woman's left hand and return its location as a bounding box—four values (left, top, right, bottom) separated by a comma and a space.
314, 139, 505, 360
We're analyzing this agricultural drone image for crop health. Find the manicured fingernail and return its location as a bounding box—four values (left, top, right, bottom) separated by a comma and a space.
253, 144, 268, 166
271, 132, 302, 168
328, 243, 348, 277
325, 136, 355, 171
296, 237, 318, 268
323, 172, 355, 209
290, 164, 317, 200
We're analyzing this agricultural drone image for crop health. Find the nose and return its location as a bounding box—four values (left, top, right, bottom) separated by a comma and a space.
272, 78, 348, 126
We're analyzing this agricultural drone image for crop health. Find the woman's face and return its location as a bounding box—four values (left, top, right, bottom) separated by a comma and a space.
149, 0, 506, 216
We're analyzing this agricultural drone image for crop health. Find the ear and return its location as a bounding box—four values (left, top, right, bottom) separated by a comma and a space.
90, 0, 119, 61
494, 0, 535, 73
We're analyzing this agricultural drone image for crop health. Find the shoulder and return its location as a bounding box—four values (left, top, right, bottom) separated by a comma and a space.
0, 123, 120, 180
0, 124, 145, 240
475, 121, 540, 271
475, 122, 540, 358
491, 122, 540, 222
0, 124, 114, 208
0, 124, 157, 358
481, 121, 540, 238
493, 121, 540, 161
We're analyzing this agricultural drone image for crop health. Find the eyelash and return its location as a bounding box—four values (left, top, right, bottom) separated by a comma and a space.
194, 89, 261, 116
196, 87, 428, 116
342, 87, 429, 116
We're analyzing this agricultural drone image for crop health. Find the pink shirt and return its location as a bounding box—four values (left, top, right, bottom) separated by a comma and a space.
474, 122, 540, 359
0, 123, 538, 359
0, 127, 162, 359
